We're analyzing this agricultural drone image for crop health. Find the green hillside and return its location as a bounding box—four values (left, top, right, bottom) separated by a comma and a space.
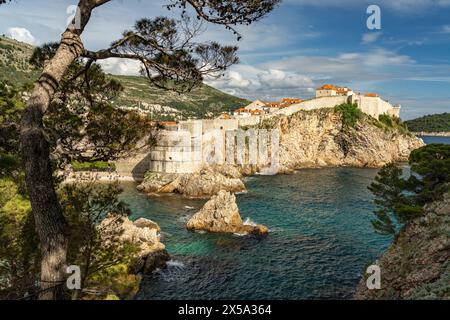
0, 36, 38, 84
0, 35, 249, 120
109, 75, 249, 119
405, 113, 450, 133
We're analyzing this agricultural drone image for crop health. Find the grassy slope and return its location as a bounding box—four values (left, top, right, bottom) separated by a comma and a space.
110, 75, 249, 119
405, 113, 450, 133
0, 36, 250, 119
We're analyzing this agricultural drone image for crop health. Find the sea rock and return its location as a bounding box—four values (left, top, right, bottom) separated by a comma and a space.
354, 191, 450, 300
186, 190, 268, 235
98, 216, 169, 274
133, 217, 161, 232
277, 108, 425, 169
138, 165, 246, 198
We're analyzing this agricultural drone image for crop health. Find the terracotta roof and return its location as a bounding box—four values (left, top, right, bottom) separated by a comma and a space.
317, 84, 338, 91
365, 93, 379, 97
159, 121, 177, 125
336, 87, 352, 93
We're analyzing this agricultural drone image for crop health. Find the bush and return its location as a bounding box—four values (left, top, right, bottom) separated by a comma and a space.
369, 144, 450, 235
334, 103, 363, 129
379, 114, 393, 127
71, 160, 116, 172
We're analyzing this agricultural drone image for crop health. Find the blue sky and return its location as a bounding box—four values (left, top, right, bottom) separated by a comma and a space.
1, 0, 450, 119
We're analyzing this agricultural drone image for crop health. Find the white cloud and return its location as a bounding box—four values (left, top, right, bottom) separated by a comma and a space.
206, 66, 315, 101
226, 71, 252, 88
441, 25, 450, 33
258, 69, 314, 89
6, 27, 38, 45
363, 48, 414, 66
362, 32, 382, 44
98, 58, 142, 76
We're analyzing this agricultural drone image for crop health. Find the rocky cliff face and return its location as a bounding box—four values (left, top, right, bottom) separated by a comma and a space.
354, 192, 450, 300
186, 190, 269, 235
276, 109, 424, 169
98, 216, 169, 274
137, 165, 246, 198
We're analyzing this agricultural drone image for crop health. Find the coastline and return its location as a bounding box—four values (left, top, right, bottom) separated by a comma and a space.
62, 171, 141, 184
412, 131, 450, 137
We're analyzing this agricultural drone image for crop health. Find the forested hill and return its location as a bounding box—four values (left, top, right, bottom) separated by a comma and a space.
0, 35, 249, 120
405, 113, 450, 133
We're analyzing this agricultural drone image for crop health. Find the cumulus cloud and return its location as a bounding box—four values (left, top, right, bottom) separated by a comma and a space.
98, 58, 142, 76
6, 27, 38, 45
258, 69, 314, 89
206, 66, 316, 101
226, 71, 252, 88
362, 32, 382, 44
206, 47, 433, 102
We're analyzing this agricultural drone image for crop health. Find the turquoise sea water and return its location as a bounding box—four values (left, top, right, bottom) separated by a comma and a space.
121, 168, 389, 300
119, 136, 450, 300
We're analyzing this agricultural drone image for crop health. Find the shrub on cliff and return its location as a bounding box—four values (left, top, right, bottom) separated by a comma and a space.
369, 144, 450, 235
378, 114, 409, 134
334, 103, 363, 129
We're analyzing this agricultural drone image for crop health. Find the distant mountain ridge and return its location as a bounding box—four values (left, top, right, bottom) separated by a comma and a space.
405, 113, 450, 133
0, 35, 250, 120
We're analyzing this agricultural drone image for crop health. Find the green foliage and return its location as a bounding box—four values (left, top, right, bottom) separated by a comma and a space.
0, 82, 24, 152
71, 161, 116, 172
61, 182, 140, 300
110, 75, 249, 120
0, 35, 249, 120
0, 178, 39, 300
378, 114, 409, 134
405, 113, 450, 133
0, 36, 38, 84
334, 103, 363, 129
0, 81, 26, 178
369, 144, 450, 235
409, 144, 450, 203
378, 114, 393, 127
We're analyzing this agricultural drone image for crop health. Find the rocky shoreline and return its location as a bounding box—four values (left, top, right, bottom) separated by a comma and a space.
354, 192, 450, 300
137, 165, 246, 199
412, 131, 450, 137
99, 216, 170, 274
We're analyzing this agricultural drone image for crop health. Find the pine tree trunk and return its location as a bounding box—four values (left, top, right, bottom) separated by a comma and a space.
20, 31, 85, 300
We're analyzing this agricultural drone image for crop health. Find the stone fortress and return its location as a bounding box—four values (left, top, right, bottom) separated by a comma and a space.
116, 84, 402, 177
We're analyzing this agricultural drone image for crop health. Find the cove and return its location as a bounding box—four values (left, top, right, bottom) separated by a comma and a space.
119, 167, 394, 300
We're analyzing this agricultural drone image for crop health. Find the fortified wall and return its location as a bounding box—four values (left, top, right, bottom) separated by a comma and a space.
144, 120, 279, 174
116, 92, 401, 178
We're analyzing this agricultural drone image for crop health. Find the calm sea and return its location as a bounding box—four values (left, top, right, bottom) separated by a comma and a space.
119, 135, 449, 299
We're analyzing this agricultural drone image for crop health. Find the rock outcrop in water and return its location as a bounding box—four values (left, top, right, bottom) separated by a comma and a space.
99, 216, 169, 274
354, 192, 450, 300
137, 165, 246, 198
275, 108, 424, 169
186, 190, 268, 235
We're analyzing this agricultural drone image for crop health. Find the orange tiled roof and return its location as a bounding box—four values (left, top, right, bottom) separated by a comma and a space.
336, 87, 352, 94
317, 84, 338, 91
365, 93, 379, 97
159, 121, 177, 125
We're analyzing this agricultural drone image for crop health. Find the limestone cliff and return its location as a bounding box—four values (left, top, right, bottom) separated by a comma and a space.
137, 165, 246, 198
186, 190, 268, 235
98, 216, 169, 274
274, 108, 424, 169
354, 192, 450, 300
